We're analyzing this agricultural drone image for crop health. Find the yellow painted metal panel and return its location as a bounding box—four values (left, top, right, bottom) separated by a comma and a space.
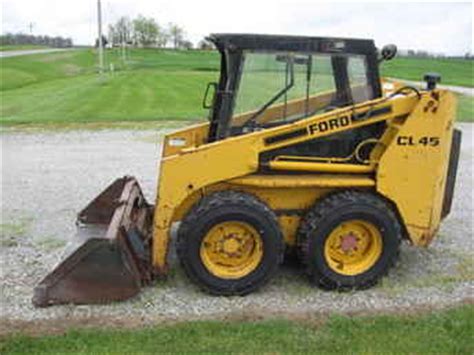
376, 90, 456, 246
277, 216, 300, 245
162, 122, 209, 157
229, 174, 375, 188
268, 161, 374, 173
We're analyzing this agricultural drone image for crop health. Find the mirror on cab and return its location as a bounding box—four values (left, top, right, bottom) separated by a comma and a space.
379, 44, 397, 62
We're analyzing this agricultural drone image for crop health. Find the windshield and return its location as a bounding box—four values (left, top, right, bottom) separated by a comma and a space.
230, 51, 372, 133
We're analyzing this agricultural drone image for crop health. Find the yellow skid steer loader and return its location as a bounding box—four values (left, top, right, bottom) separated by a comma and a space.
33, 34, 461, 307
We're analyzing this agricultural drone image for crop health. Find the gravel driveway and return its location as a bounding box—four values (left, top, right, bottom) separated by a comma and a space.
0, 124, 472, 328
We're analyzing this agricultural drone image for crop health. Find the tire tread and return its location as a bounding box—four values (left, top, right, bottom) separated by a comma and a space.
177, 190, 284, 295
297, 190, 401, 290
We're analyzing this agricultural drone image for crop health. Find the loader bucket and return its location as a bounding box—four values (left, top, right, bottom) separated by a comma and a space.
32, 176, 154, 307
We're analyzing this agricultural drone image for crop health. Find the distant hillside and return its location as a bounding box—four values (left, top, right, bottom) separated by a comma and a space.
382, 57, 473, 87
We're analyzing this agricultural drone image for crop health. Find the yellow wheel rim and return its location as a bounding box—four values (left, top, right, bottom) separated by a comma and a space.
324, 219, 382, 276
200, 221, 263, 279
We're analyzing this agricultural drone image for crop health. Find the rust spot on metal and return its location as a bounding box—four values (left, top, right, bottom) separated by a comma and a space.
418, 231, 436, 247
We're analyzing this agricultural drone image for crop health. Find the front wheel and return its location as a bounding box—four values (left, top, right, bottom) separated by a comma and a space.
297, 191, 401, 290
177, 191, 284, 295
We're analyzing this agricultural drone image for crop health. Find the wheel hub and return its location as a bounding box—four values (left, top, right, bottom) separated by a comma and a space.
200, 221, 263, 279
324, 219, 382, 276
340, 232, 358, 253
222, 237, 242, 255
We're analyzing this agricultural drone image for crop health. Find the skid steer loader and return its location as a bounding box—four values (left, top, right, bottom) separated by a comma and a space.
33, 34, 461, 307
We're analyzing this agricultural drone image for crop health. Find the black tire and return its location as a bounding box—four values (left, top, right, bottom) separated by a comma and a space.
177, 191, 284, 295
297, 190, 401, 290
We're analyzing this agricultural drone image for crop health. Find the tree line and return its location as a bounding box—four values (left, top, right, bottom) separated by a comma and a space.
107, 15, 194, 49
0, 33, 73, 48
399, 49, 472, 60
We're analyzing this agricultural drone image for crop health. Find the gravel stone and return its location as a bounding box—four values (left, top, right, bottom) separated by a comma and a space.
0, 124, 472, 323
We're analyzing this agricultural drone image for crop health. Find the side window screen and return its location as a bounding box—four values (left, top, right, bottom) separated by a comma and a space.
348, 56, 372, 103
231, 52, 337, 130
233, 53, 287, 117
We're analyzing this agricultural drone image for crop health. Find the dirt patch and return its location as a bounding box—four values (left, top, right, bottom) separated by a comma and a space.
0, 316, 155, 338
2, 299, 472, 338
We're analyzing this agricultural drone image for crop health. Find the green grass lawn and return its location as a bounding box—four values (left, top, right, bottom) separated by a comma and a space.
457, 94, 474, 122
1, 305, 472, 354
382, 57, 473, 87
0, 49, 472, 126
0, 48, 218, 125
0, 44, 50, 52
1, 48, 217, 91
0, 49, 96, 91
1, 71, 216, 124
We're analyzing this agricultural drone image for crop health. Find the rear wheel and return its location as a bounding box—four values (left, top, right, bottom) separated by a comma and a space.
297, 190, 401, 290
177, 191, 284, 295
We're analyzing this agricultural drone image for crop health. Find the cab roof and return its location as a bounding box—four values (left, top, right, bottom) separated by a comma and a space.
207, 33, 377, 56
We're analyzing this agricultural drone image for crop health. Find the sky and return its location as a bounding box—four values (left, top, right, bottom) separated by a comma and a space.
1, 1, 472, 55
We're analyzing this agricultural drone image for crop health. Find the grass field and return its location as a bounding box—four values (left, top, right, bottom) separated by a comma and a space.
382, 57, 473, 87
457, 94, 474, 122
0, 48, 472, 126
1, 305, 472, 354
0, 45, 50, 52
0, 49, 217, 125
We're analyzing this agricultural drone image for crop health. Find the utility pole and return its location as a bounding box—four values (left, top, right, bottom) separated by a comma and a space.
97, 0, 104, 74
29, 22, 34, 34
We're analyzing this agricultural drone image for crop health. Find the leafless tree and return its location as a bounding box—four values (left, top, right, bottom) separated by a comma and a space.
168, 23, 184, 49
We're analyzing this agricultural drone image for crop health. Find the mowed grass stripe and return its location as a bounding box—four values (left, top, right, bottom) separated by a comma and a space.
0, 48, 218, 91
1, 70, 217, 124
0, 50, 96, 91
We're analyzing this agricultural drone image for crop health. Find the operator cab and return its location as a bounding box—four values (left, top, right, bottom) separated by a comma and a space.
205, 34, 383, 144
